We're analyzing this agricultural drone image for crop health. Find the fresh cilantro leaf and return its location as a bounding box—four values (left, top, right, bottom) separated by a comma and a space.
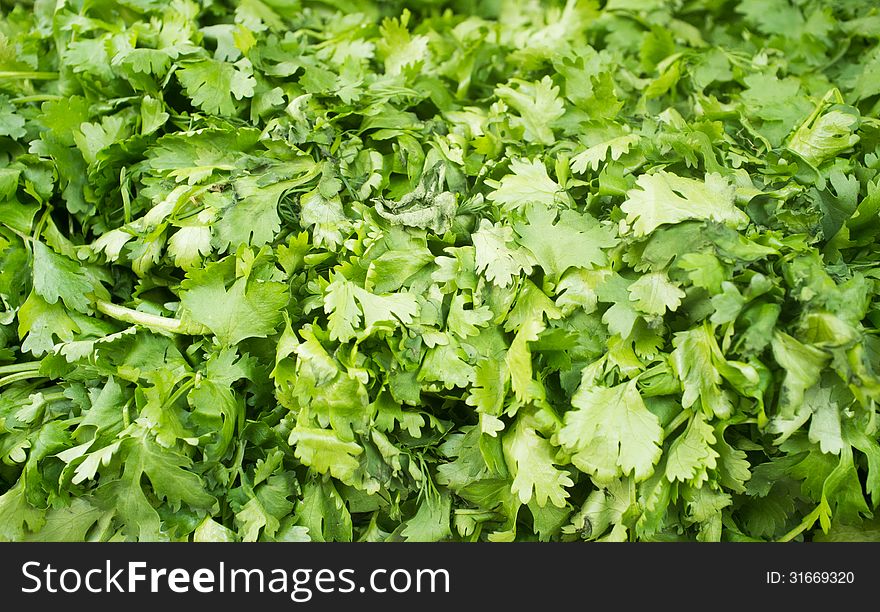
177, 59, 256, 116
559, 380, 663, 484
179, 255, 288, 346
621, 172, 748, 237
503, 414, 573, 508
514, 204, 617, 281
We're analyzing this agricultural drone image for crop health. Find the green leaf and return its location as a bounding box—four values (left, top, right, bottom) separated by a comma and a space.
19, 498, 104, 542
296, 479, 353, 542
124, 427, 217, 510
628, 272, 686, 316
472, 219, 535, 288
514, 204, 617, 280
402, 489, 452, 542
714, 423, 751, 494
670, 325, 734, 420
446, 293, 492, 338
288, 427, 363, 486
194, 516, 236, 542
324, 276, 419, 342
788, 106, 860, 167
177, 59, 256, 116
0, 94, 26, 139
487, 158, 569, 212
505, 317, 544, 403
420, 340, 477, 390
559, 380, 663, 484
770, 332, 828, 417
571, 134, 639, 173
300, 190, 352, 249
503, 414, 573, 508
664, 412, 719, 486
17, 291, 79, 356
496, 76, 565, 145
214, 179, 287, 250
0, 481, 45, 541
179, 256, 288, 346
32, 242, 96, 313
621, 172, 748, 237
234, 473, 296, 541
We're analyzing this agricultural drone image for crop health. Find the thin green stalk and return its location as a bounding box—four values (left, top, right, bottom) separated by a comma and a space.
777, 504, 824, 543
39, 392, 68, 404
122, 397, 133, 429
0, 371, 46, 387
0, 71, 58, 80
165, 376, 195, 408
4, 225, 33, 245
120, 167, 132, 225
95, 300, 211, 336
663, 409, 692, 438
0, 361, 42, 376
11, 94, 64, 103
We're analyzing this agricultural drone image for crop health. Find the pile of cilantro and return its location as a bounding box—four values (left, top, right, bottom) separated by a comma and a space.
1, 0, 879, 543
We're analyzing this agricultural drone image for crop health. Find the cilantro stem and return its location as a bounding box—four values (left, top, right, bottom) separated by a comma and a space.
10, 94, 64, 103
0, 371, 46, 387
122, 397, 132, 429
0, 71, 58, 80
0, 362, 42, 376
165, 376, 195, 408
39, 392, 67, 404
777, 504, 823, 542
663, 409, 691, 437
94, 300, 211, 336
120, 167, 132, 224
4, 225, 33, 246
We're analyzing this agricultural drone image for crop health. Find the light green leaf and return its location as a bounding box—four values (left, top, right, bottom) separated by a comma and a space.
503, 415, 573, 508
559, 380, 663, 484
621, 172, 748, 236
628, 272, 685, 316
